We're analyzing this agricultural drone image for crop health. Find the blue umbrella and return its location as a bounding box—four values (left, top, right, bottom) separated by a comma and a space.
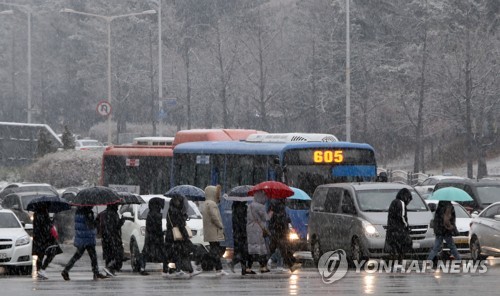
26, 195, 72, 213
165, 185, 205, 201
428, 187, 473, 202
288, 187, 311, 201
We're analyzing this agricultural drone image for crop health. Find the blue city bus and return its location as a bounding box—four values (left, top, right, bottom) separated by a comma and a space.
172, 140, 377, 195
171, 134, 377, 251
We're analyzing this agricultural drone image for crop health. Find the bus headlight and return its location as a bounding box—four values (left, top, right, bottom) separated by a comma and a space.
288, 228, 300, 241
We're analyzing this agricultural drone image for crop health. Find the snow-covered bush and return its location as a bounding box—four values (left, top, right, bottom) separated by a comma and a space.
22, 150, 101, 188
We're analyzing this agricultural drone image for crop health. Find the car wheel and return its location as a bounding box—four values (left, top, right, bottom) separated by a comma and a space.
201, 253, 214, 271
311, 238, 323, 267
349, 237, 366, 268
21, 265, 33, 276
470, 237, 487, 262
130, 240, 141, 272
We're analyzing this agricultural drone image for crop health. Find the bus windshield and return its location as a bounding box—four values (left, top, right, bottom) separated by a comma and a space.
284, 148, 377, 196
103, 154, 171, 194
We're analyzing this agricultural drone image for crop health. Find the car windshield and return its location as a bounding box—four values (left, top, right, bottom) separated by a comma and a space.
476, 186, 500, 205
356, 189, 428, 212
21, 194, 55, 210
453, 204, 471, 218
0, 212, 21, 228
138, 200, 202, 220
286, 199, 311, 210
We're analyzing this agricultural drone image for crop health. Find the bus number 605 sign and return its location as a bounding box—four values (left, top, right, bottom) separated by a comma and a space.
313, 150, 344, 163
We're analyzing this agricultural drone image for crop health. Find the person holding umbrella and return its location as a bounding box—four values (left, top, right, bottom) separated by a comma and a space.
32, 204, 60, 280
247, 190, 271, 273
225, 185, 256, 275
426, 187, 471, 265
61, 206, 109, 281
427, 200, 461, 264
27, 195, 70, 280
101, 203, 126, 276
165, 194, 200, 277
267, 198, 301, 272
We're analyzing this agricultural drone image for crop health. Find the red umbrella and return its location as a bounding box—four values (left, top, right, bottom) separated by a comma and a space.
248, 181, 294, 199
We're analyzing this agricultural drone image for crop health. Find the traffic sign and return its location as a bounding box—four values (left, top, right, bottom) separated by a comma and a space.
96, 101, 112, 116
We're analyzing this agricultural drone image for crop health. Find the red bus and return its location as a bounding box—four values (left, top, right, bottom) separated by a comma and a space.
101, 129, 266, 194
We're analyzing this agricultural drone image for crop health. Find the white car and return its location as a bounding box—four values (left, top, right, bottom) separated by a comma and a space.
119, 195, 207, 272
0, 208, 33, 275
74, 139, 105, 151
469, 201, 500, 261
414, 175, 466, 198
426, 200, 472, 254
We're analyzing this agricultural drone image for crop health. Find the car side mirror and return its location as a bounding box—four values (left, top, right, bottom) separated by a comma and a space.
121, 212, 134, 221
494, 215, 500, 221
471, 211, 479, 218
428, 203, 437, 212
24, 223, 33, 230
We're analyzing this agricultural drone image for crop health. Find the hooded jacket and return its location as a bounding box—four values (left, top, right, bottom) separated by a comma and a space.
202, 185, 225, 242
143, 198, 165, 261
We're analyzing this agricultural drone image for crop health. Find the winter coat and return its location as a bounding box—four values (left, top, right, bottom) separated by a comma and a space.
384, 189, 412, 255
232, 201, 248, 255
101, 205, 125, 261
73, 207, 97, 248
165, 195, 192, 258
433, 201, 457, 236
202, 185, 225, 242
268, 199, 289, 240
247, 191, 269, 255
143, 198, 165, 262
32, 211, 56, 255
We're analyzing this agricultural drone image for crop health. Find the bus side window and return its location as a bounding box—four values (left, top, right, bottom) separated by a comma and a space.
253, 156, 268, 183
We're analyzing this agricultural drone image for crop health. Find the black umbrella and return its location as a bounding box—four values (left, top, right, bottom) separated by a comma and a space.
165, 185, 205, 201
65, 186, 122, 206
116, 192, 145, 205
224, 185, 254, 202
26, 195, 72, 213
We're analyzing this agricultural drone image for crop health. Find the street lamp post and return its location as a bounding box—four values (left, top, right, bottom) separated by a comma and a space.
157, 1, 162, 136
345, 0, 351, 142
61, 8, 157, 144
0, 3, 32, 123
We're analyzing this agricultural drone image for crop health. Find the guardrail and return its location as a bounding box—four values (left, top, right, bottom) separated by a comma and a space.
377, 168, 430, 186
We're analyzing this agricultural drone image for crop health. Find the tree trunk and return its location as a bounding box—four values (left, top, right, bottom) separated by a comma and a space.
465, 16, 474, 179
413, 5, 428, 174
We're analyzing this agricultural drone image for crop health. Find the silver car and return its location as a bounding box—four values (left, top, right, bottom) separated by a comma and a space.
469, 201, 500, 261
308, 182, 434, 265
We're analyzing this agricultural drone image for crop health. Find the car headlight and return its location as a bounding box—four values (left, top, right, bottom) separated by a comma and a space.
16, 235, 31, 246
140, 226, 146, 236
362, 220, 380, 238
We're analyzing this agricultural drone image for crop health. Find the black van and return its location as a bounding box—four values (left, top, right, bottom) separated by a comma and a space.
433, 179, 500, 213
